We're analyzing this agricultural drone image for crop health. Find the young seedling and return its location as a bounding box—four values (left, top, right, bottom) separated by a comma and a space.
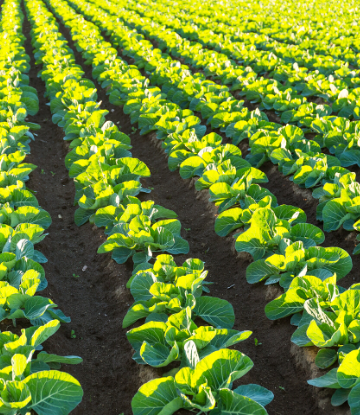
72, 273, 80, 279
279, 386, 285, 391
185, 227, 191, 231
254, 338, 262, 346
71, 330, 76, 339
50, 171, 56, 176
130, 127, 137, 135
41, 169, 45, 174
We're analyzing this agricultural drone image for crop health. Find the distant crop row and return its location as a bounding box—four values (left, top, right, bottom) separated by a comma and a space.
0, 0, 84, 413
65, 0, 360, 250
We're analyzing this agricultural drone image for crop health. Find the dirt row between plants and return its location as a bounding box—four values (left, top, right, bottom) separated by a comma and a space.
20, 1, 357, 415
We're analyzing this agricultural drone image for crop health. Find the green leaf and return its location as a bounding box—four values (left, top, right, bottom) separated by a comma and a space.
23, 297, 54, 320
331, 388, 350, 406
291, 324, 313, 347
307, 368, 341, 389
74, 208, 93, 226
36, 353, 83, 365
315, 349, 338, 369
322, 199, 350, 232
24, 370, 83, 415
215, 208, 243, 237
166, 236, 189, 255
337, 350, 360, 389
210, 330, 252, 349
30, 320, 60, 347
348, 384, 360, 414
194, 296, 234, 328
132, 377, 182, 415
140, 342, 179, 368
232, 384, 274, 407
219, 389, 268, 414
183, 349, 253, 391
0, 380, 31, 410
130, 272, 156, 302
265, 289, 305, 320
179, 157, 206, 179
12, 354, 28, 378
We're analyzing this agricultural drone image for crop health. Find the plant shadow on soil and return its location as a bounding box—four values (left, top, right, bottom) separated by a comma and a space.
18, 4, 357, 415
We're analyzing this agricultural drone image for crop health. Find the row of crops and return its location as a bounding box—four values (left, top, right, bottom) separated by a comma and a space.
2, 0, 360, 413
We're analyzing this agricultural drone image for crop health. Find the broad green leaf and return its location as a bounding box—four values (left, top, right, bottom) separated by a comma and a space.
232, 384, 274, 407
315, 349, 338, 369
331, 388, 350, 406
194, 296, 235, 328
219, 389, 268, 415
307, 368, 341, 389
348, 384, 360, 414
338, 350, 360, 389
24, 370, 83, 415
190, 349, 253, 390
265, 289, 305, 320
132, 377, 182, 415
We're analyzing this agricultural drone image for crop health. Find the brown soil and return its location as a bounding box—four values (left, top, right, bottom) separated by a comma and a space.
19, 3, 360, 415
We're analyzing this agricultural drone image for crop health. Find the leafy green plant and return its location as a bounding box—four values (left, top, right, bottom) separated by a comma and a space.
97, 200, 189, 265
247, 241, 351, 287
127, 307, 251, 368
0, 320, 83, 415
132, 348, 273, 415
235, 207, 325, 260
123, 255, 233, 328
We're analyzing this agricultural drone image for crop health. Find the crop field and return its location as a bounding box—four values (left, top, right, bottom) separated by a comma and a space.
2, 0, 360, 413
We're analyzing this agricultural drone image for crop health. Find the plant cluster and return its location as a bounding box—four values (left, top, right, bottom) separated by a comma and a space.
0, 0, 83, 413
61, 0, 360, 249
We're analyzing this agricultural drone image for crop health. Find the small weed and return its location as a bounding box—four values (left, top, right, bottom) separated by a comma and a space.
70, 330, 76, 339
41, 169, 45, 174
185, 227, 191, 231
279, 386, 285, 391
72, 273, 80, 279
130, 127, 137, 135
254, 338, 262, 346
50, 171, 56, 176
204, 247, 210, 254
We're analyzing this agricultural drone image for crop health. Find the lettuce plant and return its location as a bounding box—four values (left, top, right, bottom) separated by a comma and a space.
235, 207, 325, 260
127, 307, 251, 367
97, 199, 189, 265
247, 241, 352, 287
123, 255, 234, 328
178, 144, 249, 180
0, 320, 83, 415
132, 348, 273, 415
290, 288, 360, 348
209, 174, 275, 214
308, 348, 360, 412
